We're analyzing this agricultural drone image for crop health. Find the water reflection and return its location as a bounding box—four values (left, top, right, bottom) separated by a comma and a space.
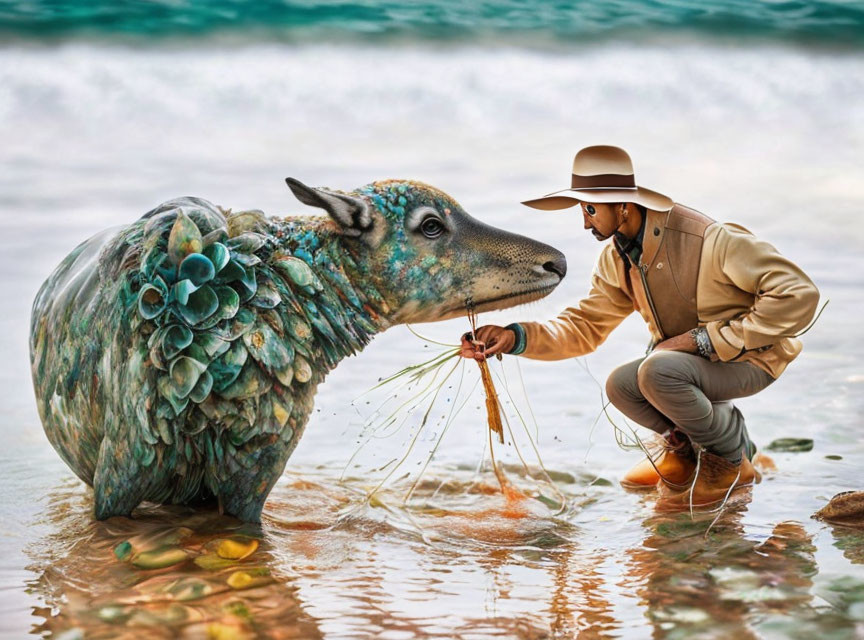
627, 493, 864, 639
27, 479, 322, 639
825, 523, 864, 566
24, 468, 864, 639
26, 468, 599, 638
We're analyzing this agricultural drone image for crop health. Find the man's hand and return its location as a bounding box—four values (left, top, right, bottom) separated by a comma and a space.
460, 325, 516, 361
653, 330, 698, 353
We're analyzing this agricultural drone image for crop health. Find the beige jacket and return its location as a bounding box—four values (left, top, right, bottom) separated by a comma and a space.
519, 210, 820, 378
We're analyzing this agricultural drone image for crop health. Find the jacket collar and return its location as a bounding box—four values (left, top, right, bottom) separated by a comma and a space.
639, 208, 672, 268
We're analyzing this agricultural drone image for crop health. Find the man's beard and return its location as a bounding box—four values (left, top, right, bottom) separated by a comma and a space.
591, 229, 611, 241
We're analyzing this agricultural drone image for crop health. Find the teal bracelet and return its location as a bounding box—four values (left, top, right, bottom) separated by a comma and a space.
505, 323, 527, 355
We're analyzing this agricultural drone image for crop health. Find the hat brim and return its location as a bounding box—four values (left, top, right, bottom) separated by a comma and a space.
522, 186, 674, 212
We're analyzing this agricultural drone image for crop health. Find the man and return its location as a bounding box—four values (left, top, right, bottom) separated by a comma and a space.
461, 145, 820, 508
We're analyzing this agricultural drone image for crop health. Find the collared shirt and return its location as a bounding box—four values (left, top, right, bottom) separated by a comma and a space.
612, 213, 647, 268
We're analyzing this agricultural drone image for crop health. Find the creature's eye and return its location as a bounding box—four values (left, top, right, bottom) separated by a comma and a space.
586, 204, 596, 216
419, 216, 445, 239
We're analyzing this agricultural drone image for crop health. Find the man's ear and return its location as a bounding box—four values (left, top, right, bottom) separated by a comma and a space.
285, 177, 372, 238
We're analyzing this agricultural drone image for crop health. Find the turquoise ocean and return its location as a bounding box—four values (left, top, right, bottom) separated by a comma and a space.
2, 0, 864, 43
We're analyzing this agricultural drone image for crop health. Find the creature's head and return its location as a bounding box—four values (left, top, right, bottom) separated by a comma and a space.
286, 178, 566, 324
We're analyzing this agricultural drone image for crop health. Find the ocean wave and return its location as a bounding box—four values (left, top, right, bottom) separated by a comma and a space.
1, 0, 863, 46
1, 43, 861, 137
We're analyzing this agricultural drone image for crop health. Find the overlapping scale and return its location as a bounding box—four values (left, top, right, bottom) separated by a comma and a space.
138, 281, 167, 319
167, 212, 203, 266
242, 320, 294, 375
177, 285, 219, 325
178, 253, 215, 286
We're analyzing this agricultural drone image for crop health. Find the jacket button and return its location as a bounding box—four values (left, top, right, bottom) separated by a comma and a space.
656, 262, 664, 269
654, 227, 660, 236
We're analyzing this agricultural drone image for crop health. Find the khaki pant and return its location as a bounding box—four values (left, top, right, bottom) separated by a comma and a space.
605, 351, 774, 461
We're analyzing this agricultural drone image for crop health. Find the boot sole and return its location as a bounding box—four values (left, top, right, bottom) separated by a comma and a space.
620, 479, 660, 491
654, 478, 759, 512
621, 473, 698, 491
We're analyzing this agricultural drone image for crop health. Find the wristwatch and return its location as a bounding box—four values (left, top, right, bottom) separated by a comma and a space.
689, 327, 715, 359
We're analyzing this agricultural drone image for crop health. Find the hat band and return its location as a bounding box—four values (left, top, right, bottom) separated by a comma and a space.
571, 173, 636, 189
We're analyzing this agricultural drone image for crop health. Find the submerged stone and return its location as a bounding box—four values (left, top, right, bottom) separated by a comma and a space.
216, 537, 259, 560
113, 540, 133, 561
132, 546, 189, 570
98, 605, 132, 624
165, 577, 215, 601
193, 553, 239, 571
226, 568, 270, 590
767, 438, 814, 452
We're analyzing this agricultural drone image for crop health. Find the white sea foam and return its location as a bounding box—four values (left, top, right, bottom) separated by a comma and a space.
2, 43, 862, 141
1, 43, 862, 222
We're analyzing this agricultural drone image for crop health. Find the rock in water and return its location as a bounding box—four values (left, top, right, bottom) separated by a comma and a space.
814, 491, 864, 526
767, 438, 814, 452
30, 180, 567, 522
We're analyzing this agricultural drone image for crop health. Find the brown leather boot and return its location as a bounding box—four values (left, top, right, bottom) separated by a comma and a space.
620, 430, 696, 491
657, 448, 761, 510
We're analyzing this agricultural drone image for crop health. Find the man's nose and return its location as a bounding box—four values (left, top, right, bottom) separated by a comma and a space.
582, 212, 591, 229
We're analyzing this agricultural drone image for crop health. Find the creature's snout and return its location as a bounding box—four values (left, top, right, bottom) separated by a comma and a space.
540, 255, 567, 280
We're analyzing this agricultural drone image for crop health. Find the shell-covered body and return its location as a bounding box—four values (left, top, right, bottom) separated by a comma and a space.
31, 180, 566, 522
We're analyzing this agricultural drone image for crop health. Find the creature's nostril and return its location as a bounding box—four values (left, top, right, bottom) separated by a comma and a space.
542, 257, 567, 279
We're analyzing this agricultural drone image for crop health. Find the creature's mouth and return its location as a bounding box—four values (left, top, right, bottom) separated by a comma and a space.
437, 280, 561, 320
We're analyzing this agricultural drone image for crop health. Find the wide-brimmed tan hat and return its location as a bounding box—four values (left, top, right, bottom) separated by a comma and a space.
522, 145, 674, 212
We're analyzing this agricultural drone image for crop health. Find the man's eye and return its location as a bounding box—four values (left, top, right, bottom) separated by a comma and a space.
586, 205, 596, 216
420, 217, 445, 239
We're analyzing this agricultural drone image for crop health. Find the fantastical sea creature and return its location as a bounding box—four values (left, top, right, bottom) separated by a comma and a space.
30, 178, 566, 522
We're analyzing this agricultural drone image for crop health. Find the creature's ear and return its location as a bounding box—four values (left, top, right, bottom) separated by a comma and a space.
285, 177, 373, 238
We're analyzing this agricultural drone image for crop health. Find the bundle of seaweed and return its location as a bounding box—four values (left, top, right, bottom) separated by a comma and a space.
464, 310, 504, 448
343, 316, 567, 516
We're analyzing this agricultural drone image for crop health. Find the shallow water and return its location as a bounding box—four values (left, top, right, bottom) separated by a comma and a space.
19, 463, 864, 638
1, 37, 864, 638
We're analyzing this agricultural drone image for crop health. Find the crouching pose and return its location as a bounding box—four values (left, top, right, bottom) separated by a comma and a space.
461, 145, 820, 508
